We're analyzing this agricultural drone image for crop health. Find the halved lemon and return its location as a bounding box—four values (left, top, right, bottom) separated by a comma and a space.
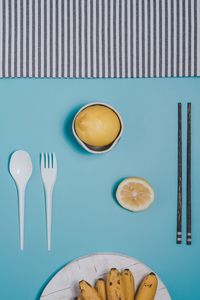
116, 177, 155, 212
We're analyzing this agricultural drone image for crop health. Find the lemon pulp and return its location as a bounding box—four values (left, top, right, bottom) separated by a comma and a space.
75, 105, 121, 147
116, 177, 154, 212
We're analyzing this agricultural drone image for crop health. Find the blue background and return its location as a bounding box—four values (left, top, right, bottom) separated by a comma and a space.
0, 78, 200, 300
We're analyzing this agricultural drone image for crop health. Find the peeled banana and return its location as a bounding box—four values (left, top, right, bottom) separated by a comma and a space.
95, 278, 107, 300
106, 268, 125, 300
135, 272, 158, 300
121, 269, 135, 300
79, 280, 101, 300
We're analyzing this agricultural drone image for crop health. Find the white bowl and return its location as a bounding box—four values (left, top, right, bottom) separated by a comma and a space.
72, 102, 124, 154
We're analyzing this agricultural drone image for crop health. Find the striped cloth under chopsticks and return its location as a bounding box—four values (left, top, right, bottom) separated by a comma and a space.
0, 0, 200, 78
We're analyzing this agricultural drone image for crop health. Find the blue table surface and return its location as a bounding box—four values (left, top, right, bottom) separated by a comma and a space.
0, 77, 200, 300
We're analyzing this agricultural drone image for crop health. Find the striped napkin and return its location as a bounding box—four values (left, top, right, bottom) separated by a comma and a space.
0, 0, 200, 78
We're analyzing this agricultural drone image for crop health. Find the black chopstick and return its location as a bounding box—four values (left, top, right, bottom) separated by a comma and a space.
177, 103, 182, 244
187, 103, 192, 245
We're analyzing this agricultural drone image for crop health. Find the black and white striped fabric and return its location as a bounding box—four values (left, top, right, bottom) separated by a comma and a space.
0, 0, 200, 78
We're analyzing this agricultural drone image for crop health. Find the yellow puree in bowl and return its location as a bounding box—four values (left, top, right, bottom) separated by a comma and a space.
74, 105, 121, 147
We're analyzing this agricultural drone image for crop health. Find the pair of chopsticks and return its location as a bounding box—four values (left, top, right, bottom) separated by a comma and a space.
177, 103, 191, 245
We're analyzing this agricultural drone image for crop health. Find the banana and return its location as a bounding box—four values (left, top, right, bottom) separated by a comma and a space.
135, 272, 158, 300
74, 292, 84, 300
95, 278, 107, 300
121, 269, 135, 300
106, 268, 125, 300
79, 280, 101, 300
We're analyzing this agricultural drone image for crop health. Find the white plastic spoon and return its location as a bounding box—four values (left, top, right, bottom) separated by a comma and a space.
9, 150, 33, 250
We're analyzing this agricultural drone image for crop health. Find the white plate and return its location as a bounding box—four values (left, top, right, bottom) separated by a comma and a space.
40, 253, 171, 300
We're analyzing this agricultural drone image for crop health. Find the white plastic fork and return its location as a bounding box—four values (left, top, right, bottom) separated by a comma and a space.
41, 152, 57, 251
